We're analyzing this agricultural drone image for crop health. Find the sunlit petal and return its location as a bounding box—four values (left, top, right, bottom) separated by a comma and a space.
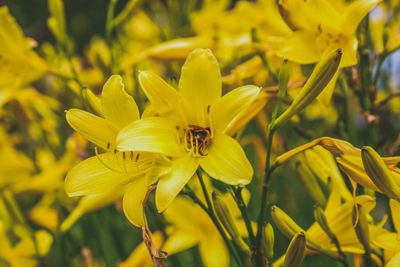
123, 177, 149, 227
211, 85, 260, 134
162, 230, 198, 255
66, 109, 118, 150
65, 154, 130, 196
138, 71, 186, 121
101, 75, 140, 128
199, 236, 229, 267
178, 48, 221, 126
156, 155, 198, 212
200, 134, 253, 185
277, 31, 322, 64
341, 0, 381, 35
117, 117, 184, 157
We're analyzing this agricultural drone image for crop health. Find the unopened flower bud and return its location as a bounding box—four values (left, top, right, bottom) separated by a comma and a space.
273, 49, 342, 129
361, 146, 400, 201
313, 204, 336, 242
261, 223, 274, 260
352, 203, 371, 254
271, 206, 341, 260
82, 87, 103, 116
296, 161, 327, 207
212, 191, 250, 255
283, 232, 306, 267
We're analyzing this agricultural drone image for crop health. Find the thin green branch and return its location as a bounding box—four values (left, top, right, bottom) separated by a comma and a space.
196, 170, 245, 267
231, 186, 256, 247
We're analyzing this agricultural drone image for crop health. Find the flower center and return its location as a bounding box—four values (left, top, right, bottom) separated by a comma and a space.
183, 125, 211, 157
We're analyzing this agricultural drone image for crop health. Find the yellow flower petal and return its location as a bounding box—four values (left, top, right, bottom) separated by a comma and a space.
117, 117, 184, 157
65, 154, 129, 196
390, 199, 400, 233
374, 232, 400, 251
61, 189, 124, 232
162, 230, 198, 255
341, 36, 358, 67
119, 232, 163, 267
156, 154, 198, 212
277, 31, 322, 64
123, 177, 149, 227
341, 0, 381, 35
387, 251, 400, 267
138, 71, 186, 121
337, 155, 383, 193
101, 75, 140, 129
164, 196, 206, 234
199, 236, 229, 267
178, 48, 221, 126
66, 109, 118, 150
200, 134, 253, 185
211, 85, 260, 134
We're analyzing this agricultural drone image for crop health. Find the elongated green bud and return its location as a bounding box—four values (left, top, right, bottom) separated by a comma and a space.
313, 204, 337, 242
278, 59, 290, 93
81, 87, 103, 116
271, 206, 341, 260
361, 146, 400, 201
261, 223, 274, 260
212, 191, 250, 255
273, 49, 342, 129
283, 232, 306, 267
352, 204, 371, 254
296, 161, 327, 207
271, 59, 290, 123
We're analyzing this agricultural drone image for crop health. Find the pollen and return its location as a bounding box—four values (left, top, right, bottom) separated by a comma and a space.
182, 125, 212, 157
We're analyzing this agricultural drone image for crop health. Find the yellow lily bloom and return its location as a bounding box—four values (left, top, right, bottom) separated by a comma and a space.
0, 221, 53, 267
117, 48, 259, 212
277, 0, 381, 105
0, 6, 48, 88
274, 180, 378, 265
337, 154, 400, 198
65, 75, 153, 228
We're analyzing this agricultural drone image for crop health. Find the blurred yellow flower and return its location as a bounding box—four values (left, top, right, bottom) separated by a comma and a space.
0, 6, 48, 88
277, 0, 381, 105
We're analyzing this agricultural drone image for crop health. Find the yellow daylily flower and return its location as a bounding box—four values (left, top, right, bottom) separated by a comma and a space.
303, 146, 352, 201
273, 180, 378, 265
337, 154, 400, 199
65, 75, 153, 228
277, 0, 381, 105
0, 6, 48, 88
0, 221, 53, 267
117, 48, 259, 212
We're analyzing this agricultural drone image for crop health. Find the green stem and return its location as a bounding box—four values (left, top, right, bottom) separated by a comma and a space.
231, 186, 256, 247
105, 0, 118, 73
255, 126, 276, 266
373, 44, 400, 90
332, 237, 349, 267
196, 170, 245, 267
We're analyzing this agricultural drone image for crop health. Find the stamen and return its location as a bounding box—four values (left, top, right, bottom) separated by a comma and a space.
94, 147, 122, 173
